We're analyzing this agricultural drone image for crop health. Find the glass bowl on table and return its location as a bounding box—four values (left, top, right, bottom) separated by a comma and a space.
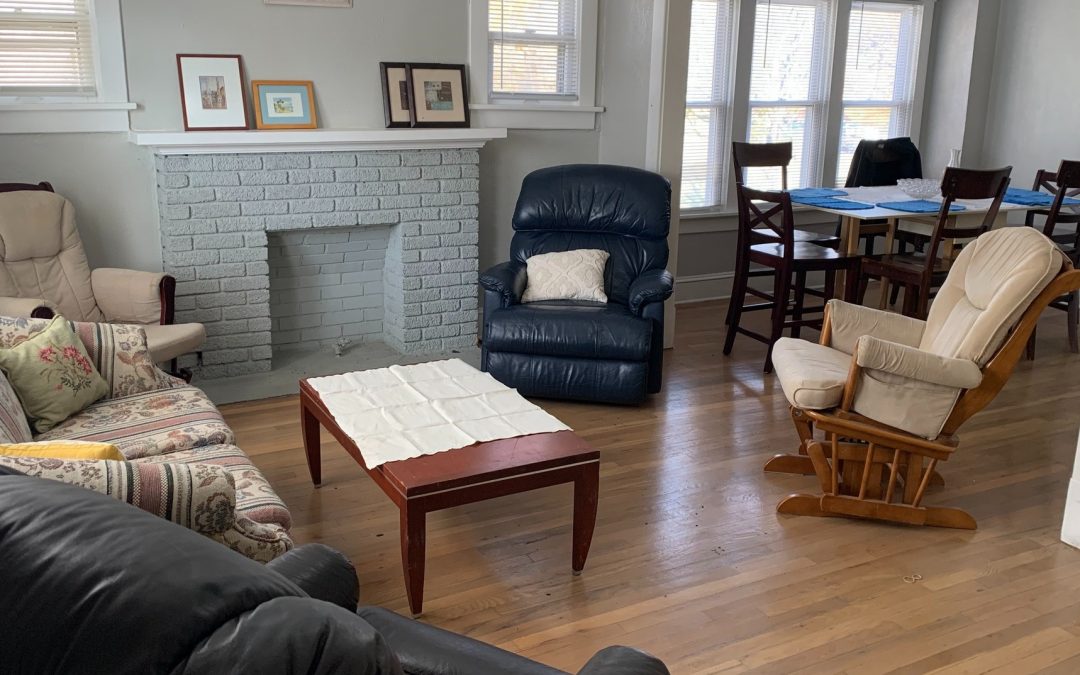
896, 178, 942, 201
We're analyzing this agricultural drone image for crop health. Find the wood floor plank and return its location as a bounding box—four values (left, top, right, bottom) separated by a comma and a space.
222, 300, 1080, 673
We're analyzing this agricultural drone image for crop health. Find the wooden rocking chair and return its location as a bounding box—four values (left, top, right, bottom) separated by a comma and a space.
764, 227, 1080, 529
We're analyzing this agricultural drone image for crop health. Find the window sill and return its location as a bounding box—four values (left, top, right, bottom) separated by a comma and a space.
0, 101, 136, 134
469, 103, 604, 130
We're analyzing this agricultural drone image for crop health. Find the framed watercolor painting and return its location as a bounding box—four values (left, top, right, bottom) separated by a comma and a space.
405, 63, 470, 128
379, 62, 412, 128
252, 80, 318, 129
176, 54, 249, 131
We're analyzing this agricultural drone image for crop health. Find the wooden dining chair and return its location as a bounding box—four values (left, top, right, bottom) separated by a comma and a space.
724, 184, 861, 372
726, 142, 840, 327
1026, 159, 1080, 356
858, 166, 1012, 319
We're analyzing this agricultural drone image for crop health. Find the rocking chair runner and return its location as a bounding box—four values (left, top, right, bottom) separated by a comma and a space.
764, 227, 1080, 529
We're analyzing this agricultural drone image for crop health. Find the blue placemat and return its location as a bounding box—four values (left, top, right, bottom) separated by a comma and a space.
1003, 187, 1080, 207
789, 188, 848, 200
794, 196, 874, 210
876, 200, 966, 213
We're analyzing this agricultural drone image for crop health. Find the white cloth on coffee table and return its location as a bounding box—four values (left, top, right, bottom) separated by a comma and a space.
307, 359, 571, 467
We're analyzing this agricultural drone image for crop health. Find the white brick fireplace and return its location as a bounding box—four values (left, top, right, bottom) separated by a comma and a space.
134, 129, 506, 379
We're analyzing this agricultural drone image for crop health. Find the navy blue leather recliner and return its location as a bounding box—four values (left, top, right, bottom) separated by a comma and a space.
479, 164, 674, 404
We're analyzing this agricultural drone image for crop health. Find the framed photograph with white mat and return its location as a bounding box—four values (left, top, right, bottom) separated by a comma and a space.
406, 63, 470, 128
252, 80, 318, 129
379, 62, 412, 128
176, 54, 249, 131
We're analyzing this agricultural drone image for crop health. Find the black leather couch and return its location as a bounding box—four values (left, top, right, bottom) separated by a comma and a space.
480, 164, 674, 404
0, 469, 668, 674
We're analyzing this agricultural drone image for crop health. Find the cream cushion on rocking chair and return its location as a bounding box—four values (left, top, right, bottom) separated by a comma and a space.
773, 227, 1064, 439
0, 190, 205, 364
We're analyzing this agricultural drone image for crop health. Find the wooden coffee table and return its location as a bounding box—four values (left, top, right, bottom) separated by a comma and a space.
299, 378, 600, 616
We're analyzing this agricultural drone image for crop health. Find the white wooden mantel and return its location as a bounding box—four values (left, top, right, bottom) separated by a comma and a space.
129, 128, 508, 155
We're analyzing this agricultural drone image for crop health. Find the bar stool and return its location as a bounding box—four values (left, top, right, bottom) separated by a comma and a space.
1026, 159, 1080, 356
724, 184, 862, 373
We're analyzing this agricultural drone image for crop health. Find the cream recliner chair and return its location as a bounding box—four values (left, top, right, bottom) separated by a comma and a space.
0, 183, 205, 369
766, 227, 1080, 529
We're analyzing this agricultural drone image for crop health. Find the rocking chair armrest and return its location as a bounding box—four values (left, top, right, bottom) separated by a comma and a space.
852, 336, 983, 390
91, 268, 172, 325
826, 300, 926, 354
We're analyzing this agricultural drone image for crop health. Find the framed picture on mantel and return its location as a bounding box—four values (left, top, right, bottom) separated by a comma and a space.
379, 62, 412, 128
176, 54, 250, 131
406, 63, 470, 129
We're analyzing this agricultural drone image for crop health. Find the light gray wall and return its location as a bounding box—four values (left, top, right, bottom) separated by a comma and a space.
981, 0, 1080, 185
919, 0, 979, 176
0, 133, 162, 271
597, 0, 654, 168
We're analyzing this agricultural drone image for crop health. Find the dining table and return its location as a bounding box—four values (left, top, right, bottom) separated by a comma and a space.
791, 184, 1066, 302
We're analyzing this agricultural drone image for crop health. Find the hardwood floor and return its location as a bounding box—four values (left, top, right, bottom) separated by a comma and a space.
222, 300, 1080, 674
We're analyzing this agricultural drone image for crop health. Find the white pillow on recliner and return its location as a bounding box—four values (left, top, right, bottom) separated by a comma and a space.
522, 249, 610, 304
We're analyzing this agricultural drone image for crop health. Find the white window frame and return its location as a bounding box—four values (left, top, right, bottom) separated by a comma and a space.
680, 0, 934, 218
0, 0, 133, 133
468, 0, 603, 130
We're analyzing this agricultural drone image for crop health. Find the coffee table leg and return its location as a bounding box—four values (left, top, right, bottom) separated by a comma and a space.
301, 396, 322, 487
400, 501, 427, 617
572, 461, 599, 574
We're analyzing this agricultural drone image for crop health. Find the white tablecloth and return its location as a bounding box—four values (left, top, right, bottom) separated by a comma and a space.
307, 359, 571, 468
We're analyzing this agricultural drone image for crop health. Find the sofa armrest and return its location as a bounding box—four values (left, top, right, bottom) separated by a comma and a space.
479, 261, 527, 307
826, 299, 926, 355
0, 456, 236, 537
853, 335, 983, 390
267, 544, 359, 611
356, 606, 566, 675
576, 646, 670, 675
628, 269, 674, 316
91, 268, 174, 325
0, 296, 55, 319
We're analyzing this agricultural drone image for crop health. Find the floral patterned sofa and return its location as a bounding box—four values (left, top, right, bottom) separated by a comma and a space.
0, 316, 292, 562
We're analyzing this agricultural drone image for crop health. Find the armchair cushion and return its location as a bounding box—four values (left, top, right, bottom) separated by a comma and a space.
854, 336, 983, 390
826, 299, 925, 355
91, 268, 166, 324
0, 455, 236, 537
479, 261, 527, 306
522, 249, 610, 304
143, 322, 207, 364
772, 337, 851, 410
628, 269, 674, 316
485, 301, 652, 361
0, 296, 54, 318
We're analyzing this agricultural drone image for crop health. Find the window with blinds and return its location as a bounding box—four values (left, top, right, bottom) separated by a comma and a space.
747, 0, 835, 190
836, 1, 923, 183
681, 0, 737, 210
0, 0, 97, 97
488, 0, 580, 101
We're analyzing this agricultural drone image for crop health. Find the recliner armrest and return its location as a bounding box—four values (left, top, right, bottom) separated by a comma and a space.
479, 261, 527, 307
628, 269, 674, 316
266, 544, 359, 611
91, 268, 173, 325
853, 335, 983, 389
0, 296, 55, 319
576, 646, 670, 675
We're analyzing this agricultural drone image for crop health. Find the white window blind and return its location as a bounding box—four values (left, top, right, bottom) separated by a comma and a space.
681, 0, 737, 210
488, 0, 580, 101
836, 1, 923, 183
747, 0, 835, 190
0, 0, 96, 97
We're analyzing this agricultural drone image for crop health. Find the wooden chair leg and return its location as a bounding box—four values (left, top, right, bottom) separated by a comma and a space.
725, 245, 747, 327
1026, 325, 1037, 361
889, 280, 902, 307
764, 264, 790, 373
764, 407, 816, 475
843, 261, 861, 303
792, 270, 806, 339
723, 253, 750, 356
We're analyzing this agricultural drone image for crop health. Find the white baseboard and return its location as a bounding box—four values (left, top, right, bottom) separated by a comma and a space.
673, 272, 736, 305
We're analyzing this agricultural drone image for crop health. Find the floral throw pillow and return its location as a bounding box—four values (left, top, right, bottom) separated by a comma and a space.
0, 316, 109, 433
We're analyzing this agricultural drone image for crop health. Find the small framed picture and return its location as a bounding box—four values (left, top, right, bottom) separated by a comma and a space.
176, 54, 250, 131
406, 63, 470, 129
252, 80, 318, 129
379, 62, 412, 128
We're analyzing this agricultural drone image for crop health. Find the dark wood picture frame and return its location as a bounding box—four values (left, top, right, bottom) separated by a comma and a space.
176, 53, 250, 131
405, 63, 470, 129
379, 62, 413, 128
